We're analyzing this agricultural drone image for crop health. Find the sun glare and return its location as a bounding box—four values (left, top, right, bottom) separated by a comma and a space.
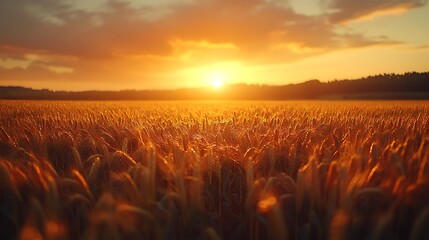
183, 62, 242, 89
212, 79, 223, 88
207, 71, 227, 89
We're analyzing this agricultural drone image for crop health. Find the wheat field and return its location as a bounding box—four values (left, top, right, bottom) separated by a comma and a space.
0, 100, 428, 240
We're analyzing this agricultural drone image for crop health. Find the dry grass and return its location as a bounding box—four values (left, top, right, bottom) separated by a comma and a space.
0, 100, 428, 240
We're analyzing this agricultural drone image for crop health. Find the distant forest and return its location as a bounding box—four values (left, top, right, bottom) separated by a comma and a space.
1, 72, 429, 100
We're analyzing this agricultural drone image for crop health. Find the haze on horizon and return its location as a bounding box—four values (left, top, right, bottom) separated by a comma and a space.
0, 0, 428, 91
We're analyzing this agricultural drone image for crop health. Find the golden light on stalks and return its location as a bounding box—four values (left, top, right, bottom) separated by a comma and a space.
0, 101, 428, 240
258, 195, 277, 213
45, 220, 66, 239
19, 224, 43, 240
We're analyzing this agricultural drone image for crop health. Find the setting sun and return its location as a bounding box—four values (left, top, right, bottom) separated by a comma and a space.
212, 79, 223, 88
206, 70, 228, 89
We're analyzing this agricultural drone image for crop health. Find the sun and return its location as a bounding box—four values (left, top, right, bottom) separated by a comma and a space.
207, 71, 227, 89
191, 62, 242, 89
212, 79, 223, 88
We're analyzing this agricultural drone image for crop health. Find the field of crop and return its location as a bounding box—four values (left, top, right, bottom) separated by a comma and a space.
0, 100, 428, 240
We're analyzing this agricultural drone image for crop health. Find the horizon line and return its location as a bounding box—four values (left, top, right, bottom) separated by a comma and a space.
1, 71, 427, 92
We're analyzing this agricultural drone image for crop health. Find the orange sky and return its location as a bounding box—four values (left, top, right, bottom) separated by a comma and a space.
0, 0, 428, 90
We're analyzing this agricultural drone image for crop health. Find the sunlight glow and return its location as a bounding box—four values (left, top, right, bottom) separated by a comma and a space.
207, 70, 227, 89
258, 196, 277, 213
212, 79, 223, 88
176, 61, 244, 89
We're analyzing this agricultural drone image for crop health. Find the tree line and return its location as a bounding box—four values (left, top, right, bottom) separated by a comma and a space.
1, 72, 428, 100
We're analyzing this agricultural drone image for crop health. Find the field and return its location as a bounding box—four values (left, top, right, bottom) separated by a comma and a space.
0, 100, 428, 240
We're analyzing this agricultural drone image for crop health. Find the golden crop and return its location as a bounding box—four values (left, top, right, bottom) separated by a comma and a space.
0, 100, 428, 240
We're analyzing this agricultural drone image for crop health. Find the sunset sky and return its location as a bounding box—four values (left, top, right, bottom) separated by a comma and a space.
0, 0, 428, 90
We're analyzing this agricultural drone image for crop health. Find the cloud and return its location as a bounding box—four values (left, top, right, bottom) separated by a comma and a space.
328, 0, 428, 23
0, 0, 423, 88
0, 57, 33, 70
412, 44, 429, 50
0, 55, 74, 75
0, 0, 391, 59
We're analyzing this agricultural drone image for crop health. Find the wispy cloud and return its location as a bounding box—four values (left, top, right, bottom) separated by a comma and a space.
328, 0, 427, 23
411, 44, 429, 50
